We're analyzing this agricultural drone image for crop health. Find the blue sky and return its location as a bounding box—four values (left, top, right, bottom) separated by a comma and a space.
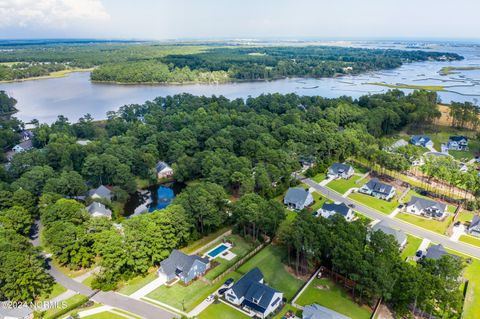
1, 0, 479, 40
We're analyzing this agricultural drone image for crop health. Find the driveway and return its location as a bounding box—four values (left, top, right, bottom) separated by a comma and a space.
299, 176, 480, 259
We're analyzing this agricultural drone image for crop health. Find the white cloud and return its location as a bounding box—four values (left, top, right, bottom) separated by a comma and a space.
0, 0, 110, 28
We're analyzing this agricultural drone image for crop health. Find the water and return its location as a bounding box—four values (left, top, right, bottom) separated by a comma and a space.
1, 42, 480, 124
207, 244, 229, 258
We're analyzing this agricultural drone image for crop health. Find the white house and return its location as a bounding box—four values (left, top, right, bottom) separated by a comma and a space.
406, 196, 447, 219
410, 135, 433, 148
12, 140, 33, 153
359, 178, 396, 201
447, 136, 468, 151
283, 188, 314, 210
225, 268, 283, 318
155, 161, 174, 179
0, 305, 33, 319
327, 163, 354, 180
86, 202, 112, 219
317, 202, 354, 221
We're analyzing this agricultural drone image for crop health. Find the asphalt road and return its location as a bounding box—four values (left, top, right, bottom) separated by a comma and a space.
300, 177, 480, 259
31, 220, 178, 319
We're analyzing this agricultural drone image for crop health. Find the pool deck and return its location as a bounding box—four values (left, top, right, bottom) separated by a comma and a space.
204, 242, 236, 261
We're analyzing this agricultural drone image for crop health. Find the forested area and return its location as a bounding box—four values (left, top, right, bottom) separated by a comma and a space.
0, 41, 462, 82
0, 90, 467, 317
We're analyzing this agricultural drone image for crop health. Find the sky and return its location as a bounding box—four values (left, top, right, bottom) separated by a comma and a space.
0, 0, 479, 40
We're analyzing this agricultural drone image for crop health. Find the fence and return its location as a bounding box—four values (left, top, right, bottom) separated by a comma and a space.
209, 241, 269, 285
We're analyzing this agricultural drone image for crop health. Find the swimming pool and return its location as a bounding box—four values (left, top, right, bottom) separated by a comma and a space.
207, 244, 229, 258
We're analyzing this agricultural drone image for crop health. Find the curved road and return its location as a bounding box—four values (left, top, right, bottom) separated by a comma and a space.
32, 221, 177, 319
300, 177, 480, 259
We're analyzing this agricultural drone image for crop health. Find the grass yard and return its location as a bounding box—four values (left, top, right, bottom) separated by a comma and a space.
42, 294, 88, 319
147, 272, 240, 312
83, 312, 127, 319
117, 270, 158, 295
236, 245, 305, 301
401, 234, 422, 260
443, 249, 480, 319
402, 190, 457, 213
396, 213, 453, 235
180, 227, 231, 254
272, 304, 301, 319
457, 211, 475, 223
51, 259, 92, 278
295, 277, 372, 319
198, 302, 249, 319
38, 283, 67, 301
203, 235, 255, 280
312, 173, 326, 183
310, 192, 329, 212
459, 235, 480, 248
348, 193, 399, 214
326, 175, 364, 195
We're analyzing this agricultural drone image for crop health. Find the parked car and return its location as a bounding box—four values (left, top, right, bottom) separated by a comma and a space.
416, 250, 424, 258
218, 288, 228, 295
206, 294, 215, 302
398, 204, 404, 209
454, 221, 461, 227
348, 203, 355, 208
223, 278, 234, 287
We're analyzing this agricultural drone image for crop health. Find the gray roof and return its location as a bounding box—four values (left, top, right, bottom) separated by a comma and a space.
231, 267, 279, 311
408, 196, 446, 213
0, 304, 33, 318
87, 202, 112, 218
329, 163, 353, 175
469, 215, 480, 229
364, 178, 393, 195
303, 304, 351, 319
14, 140, 33, 150
160, 250, 209, 278
372, 221, 406, 246
320, 202, 351, 217
155, 161, 171, 173
88, 185, 112, 200
284, 188, 310, 206
425, 244, 449, 260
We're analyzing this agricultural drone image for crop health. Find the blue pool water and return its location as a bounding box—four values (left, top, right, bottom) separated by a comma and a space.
149, 186, 175, 211
208, 244, 229, 258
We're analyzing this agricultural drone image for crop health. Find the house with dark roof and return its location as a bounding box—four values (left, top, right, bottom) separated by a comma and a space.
155, 161, 173, 179
12, 140, 33, 153
19, 130, 34, 141
447, 136, 468, 151
317, 202, 354, 221
88, 185, 113, 201
424, 244, 459, 261
327, 163, 354, 180
468, 215, 480, 237
158, 250, 209, 284
406, 196, 447, 219
410, 135, 433, 148
303, 304, 351, 319
0, 304, 33, 319
284, 188, 314, 210
358, 178, 396, 201
86, 202, 112, 219
225, 268, 283, 318
371, 221, 407, 248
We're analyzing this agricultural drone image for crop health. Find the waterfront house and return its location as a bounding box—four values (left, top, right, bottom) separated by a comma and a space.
158, 250, 209, 284
86, 202, 112, 219
358, 178, 396, 201
284, 188, 314, 210
406, 196, 447, 219
317, 202, 354, 221
225, 268, 283, 318
155, 161, 174, 179
327, 163, 354, 180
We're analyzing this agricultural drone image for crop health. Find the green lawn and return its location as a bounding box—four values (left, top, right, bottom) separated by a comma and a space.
236, 245, 305, 301
38, 283, 67, 301
348, 193, 399, 214
403, 190, 456, 213
203, 235, 255, 280
147, 272, 239, 312
326, 175, 363, 195
42, 294, 88, 319
459, 235, 480, 247
198, 302, 249, 319
83, 312, 128, 319
272, 304, 301, 319
444, 249, 480, 319
295, 278, 372, 319
312, 173, 326, 183
180, 227, 231, 254
396, 213, 453, 235
117, 271, 158, 295
457, 211, 475, 223
401, 234, 422, 260
310, 192, 329, 212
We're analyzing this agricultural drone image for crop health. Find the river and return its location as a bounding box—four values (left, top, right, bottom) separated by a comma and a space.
1, 41, 480, 124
